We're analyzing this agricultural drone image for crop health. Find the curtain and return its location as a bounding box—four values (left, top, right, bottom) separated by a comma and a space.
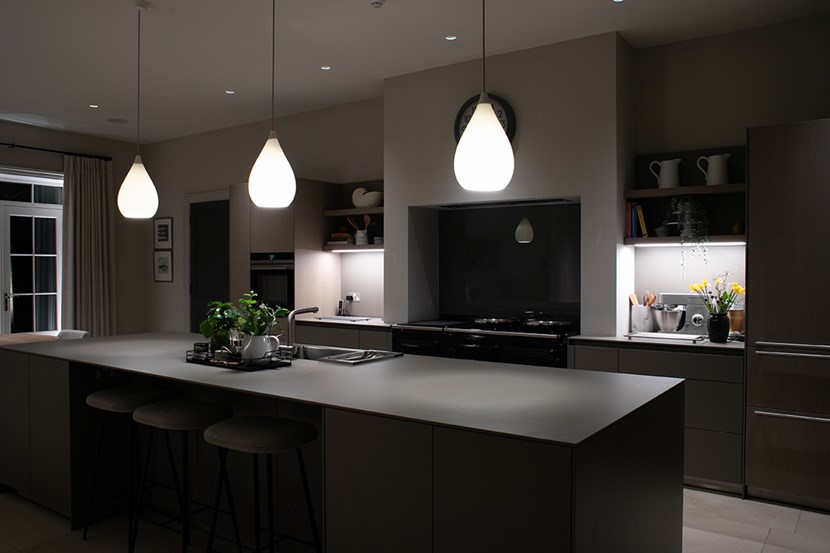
62, 156, 116, 336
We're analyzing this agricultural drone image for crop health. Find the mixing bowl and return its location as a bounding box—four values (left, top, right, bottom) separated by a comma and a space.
653, 305, 686, 332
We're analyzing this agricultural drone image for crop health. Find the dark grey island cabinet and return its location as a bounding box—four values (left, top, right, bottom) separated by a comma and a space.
3, 332, 685, 552
569, 337, 745, 492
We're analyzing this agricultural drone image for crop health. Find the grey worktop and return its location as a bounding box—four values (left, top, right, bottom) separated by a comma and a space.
4, 332, 681, 447
296, 317, 390, 329
571, 335, 745, 353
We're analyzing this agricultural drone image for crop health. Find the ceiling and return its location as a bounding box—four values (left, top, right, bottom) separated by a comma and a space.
2, 0, 828, 144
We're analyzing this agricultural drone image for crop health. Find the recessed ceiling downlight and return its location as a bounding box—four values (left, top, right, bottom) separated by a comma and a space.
321, 65, 332, 71
225, 90, 236, 95
88, 104, 99, 109
445, 35, 458, 41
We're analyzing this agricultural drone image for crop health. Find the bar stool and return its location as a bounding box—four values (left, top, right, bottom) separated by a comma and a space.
132, 398, 233, 553
203, 416, 322, 553
83, 387, 173, 543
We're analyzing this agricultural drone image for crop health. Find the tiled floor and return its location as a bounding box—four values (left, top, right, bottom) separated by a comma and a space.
0, 487, 828, 552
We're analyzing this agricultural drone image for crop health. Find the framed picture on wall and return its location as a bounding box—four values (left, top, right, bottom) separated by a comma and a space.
153, 250, 173, 282
154, 217, 173, 249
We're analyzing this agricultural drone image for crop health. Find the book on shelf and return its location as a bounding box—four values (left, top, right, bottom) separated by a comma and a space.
330, 232, 352, 240
326, 239, 354, 246
635, 203, 648, 237
625, 201, 632, 238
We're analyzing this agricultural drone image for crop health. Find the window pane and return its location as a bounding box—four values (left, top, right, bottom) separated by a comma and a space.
35, 218, 56, 254
36, 295, 58, 331
35, 257, 56, 293
11, 295, 34, 333
11, 256, 33, 294
10, 216, 32, 254
33, 186, 63, 205
0, 181, 32, 202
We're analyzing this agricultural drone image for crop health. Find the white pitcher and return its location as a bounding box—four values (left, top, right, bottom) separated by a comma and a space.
697, 153, 730, 185
240, 335, 279, 360
649, 159, 681, 188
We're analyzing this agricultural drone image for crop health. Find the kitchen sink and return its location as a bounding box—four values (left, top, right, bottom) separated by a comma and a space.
292, 344, 401, 364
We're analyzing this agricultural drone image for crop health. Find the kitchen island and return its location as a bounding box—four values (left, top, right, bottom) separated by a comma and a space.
1, 332, 684, 553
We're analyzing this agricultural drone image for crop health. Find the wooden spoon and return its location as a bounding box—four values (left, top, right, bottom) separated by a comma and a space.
347, 216, 360, 230
364, 214, 372, 229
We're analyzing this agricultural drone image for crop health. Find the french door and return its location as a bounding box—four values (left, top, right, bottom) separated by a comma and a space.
1, 205, 62, 333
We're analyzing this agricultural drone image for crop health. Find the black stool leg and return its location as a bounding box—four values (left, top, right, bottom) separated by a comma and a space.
181, 431, 190, 552
297, 448, 322, 553
206, 448, 227, 553
267, 454, 275, 553
162, 430, 186, 552
130, 428, 155, 553
82, 411, 106, 540
252, 455, 260, 553
222, 454, 244, 553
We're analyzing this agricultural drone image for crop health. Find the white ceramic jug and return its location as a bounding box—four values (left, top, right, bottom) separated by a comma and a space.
649, 158, 681, 188
697, 153, 730, 185
240, 335, 279, 360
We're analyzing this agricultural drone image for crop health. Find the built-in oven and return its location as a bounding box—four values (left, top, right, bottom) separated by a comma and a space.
250, 253, 294, 310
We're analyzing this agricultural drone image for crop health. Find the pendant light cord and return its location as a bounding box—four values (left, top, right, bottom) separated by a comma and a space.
271, 0, 276, 130
136, 8, 142, 156
481, 0, 486, 93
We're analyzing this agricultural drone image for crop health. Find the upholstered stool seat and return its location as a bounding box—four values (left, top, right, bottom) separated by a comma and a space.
83, 387, 173, 543
203, 415, 317, 454
131, 399, 232, 553
203, 416, 322, 553
133, 398, 232, 431
86, 387, 172, 414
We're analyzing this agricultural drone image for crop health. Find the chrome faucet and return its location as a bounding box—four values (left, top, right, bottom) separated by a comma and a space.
286, 306, 319, 353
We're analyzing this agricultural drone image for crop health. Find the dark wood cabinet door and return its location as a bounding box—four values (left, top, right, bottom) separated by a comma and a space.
747, 347, 830, 414
746, 406, 830, 510
747, 119, 830, 347
324, 409, 432, 553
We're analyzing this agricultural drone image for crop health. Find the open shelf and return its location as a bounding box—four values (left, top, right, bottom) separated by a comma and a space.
624, 235, 746, 246
625, 183, 746, 199
323, 206, 384, 217
323, 244, 384, 252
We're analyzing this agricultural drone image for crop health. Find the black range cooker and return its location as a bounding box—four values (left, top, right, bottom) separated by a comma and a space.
392, 315, 578, 368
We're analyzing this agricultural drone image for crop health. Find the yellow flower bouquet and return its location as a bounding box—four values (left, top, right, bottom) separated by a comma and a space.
689, 276, 746, 315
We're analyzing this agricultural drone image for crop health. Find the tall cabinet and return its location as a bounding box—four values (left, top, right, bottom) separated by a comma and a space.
745, 118, 830, 511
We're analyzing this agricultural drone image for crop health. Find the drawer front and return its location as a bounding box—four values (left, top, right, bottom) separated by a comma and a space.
358, 329, 392, 351
685, 428, 743, 485
746, 407, 830, 504
747, 347, 830, 414
685, 380, 743, 434
573, 345, 618, 372
619, 349, 743, 383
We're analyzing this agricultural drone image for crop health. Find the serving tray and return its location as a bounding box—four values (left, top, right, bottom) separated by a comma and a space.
185, 350, 291, 372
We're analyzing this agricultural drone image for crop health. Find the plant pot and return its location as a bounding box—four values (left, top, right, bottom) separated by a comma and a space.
707, 313, 730, 343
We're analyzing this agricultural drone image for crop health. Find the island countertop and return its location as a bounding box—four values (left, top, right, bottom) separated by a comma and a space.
3, 332, 682, 447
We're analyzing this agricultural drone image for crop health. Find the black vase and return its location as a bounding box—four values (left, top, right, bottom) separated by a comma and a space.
707, 313, 730, 343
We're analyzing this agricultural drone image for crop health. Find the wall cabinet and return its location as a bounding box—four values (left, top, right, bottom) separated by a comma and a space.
626, 146, 746, 245
571, 340, 745, 490
250, 203, 294, 253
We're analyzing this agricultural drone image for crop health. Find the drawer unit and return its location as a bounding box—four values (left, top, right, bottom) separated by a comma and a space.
747, 347, 830, 414
572, 345, 618, 372
685, 429, 743, 485
619, 349, 742, 383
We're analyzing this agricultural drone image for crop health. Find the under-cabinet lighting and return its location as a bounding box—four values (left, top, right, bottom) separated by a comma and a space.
330, 248, 384, 253
633, 241, 746, 248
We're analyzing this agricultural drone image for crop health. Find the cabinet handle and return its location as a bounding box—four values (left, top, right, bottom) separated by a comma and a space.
3, 293, 9, 312
756, 350, 830, 360
756, 341, 830, 352
754, 410, 830, 424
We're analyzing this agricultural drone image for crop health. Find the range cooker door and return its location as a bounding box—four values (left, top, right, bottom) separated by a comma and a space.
444, 333, 500, 362
392, 328, 444, 357
501, 340, 567, 368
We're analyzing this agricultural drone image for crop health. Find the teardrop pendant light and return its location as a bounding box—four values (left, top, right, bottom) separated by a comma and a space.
515, 216, 534, 243
117, 0, 159, 219
453, 0, 515, 192
248, 0, 296, 208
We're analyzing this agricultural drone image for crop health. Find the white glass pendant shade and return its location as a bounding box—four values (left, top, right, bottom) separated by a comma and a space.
454, 93, 515, 192
515, 216, 534, 243
117, 155, 159, 218
248, 130, 296, 208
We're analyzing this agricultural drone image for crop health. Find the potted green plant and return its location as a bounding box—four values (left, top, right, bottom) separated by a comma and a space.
666, 196, 709, 272
199, 300, 242, 352
237, 291, 289, 359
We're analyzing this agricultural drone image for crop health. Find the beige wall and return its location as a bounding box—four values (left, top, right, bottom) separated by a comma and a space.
139, 98, 383, 331
383, 33, 631, 334
635, 13, 830, 153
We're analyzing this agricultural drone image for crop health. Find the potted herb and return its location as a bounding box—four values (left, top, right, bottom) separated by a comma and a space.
666, 196, 709, 272
238, 291, 289, 359
199, 301, 242, 352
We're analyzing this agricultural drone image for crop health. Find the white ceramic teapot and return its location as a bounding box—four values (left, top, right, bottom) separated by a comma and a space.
649, 158, 681, 188
240, 334, 280, 360
697, 153, 730, 185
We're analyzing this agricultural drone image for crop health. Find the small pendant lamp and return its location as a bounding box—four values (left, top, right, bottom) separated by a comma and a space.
515, 216, 534, 243
248, 0, 296, 208
117, 0, 159, 219
453, 0, 515, 192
